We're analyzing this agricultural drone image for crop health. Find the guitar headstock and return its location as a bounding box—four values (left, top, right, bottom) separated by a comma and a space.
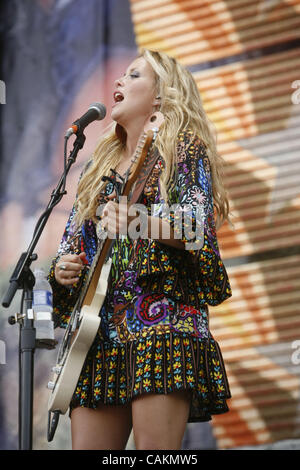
128, 111, 164, 186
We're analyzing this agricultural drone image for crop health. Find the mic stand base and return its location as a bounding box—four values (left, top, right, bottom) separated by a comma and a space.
19, 310, 35, 449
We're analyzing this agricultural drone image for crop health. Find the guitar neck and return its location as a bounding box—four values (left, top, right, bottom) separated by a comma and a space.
82, 237, 113, 306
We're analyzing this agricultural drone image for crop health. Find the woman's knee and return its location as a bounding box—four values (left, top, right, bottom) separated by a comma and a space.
132, 391, 190, 450
71, 404, 132, 450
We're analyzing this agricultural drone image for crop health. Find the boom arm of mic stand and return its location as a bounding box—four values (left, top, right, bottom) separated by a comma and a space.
2, 132, 86, 308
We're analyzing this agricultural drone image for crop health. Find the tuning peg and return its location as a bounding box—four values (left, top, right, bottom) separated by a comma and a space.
47, 381, 55, 390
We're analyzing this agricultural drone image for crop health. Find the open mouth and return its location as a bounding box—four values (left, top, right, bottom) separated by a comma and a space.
113, 91, 124, 103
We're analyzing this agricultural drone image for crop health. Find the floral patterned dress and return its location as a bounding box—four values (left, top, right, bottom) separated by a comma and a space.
48, 130, 232, 422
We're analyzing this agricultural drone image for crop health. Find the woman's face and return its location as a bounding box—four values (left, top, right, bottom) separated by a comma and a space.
111, 56, 158, 128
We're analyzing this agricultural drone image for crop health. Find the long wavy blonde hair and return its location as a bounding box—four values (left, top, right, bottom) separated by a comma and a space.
75, 49, 233, 231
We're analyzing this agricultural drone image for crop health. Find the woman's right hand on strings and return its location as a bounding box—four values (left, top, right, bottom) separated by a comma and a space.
55, 252, 88, 286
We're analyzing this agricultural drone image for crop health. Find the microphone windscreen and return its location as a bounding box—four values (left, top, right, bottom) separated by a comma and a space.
89, 102, 106, 120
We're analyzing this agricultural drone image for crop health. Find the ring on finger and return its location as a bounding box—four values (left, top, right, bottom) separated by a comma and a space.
58, 264, 67, 271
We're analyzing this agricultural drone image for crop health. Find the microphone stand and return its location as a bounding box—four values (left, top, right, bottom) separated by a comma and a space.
2, 131, 86, 450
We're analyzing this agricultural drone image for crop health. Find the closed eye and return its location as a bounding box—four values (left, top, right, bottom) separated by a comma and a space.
123, 69, 140, 79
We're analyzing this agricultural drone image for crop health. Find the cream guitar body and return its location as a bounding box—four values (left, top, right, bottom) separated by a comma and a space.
47, 259, 111, 414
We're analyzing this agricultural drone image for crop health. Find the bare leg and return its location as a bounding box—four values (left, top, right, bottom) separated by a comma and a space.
71, 403, 132, 450
132, 390, 191, 450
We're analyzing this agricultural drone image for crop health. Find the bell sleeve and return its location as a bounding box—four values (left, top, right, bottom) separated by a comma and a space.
173, 131, 232, 304
135, 130, 232, 307
48, 202, 89, 328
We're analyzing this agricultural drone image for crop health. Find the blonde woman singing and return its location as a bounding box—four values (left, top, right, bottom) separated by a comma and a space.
49, 49, 233, 450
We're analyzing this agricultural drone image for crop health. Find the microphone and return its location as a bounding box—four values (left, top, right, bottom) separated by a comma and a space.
65, 102, 106, 138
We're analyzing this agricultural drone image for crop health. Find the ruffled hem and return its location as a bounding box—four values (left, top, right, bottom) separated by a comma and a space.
69, 330, 231, 423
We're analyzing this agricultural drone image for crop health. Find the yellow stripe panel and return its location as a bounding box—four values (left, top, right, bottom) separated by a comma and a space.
211, 254, 300, 447
130, 0, 300, 65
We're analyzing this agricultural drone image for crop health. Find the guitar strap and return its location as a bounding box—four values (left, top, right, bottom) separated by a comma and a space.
129, 146, 160, 205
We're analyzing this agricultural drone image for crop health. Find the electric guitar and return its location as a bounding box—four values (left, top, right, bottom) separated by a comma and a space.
47, 113, 164, 441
